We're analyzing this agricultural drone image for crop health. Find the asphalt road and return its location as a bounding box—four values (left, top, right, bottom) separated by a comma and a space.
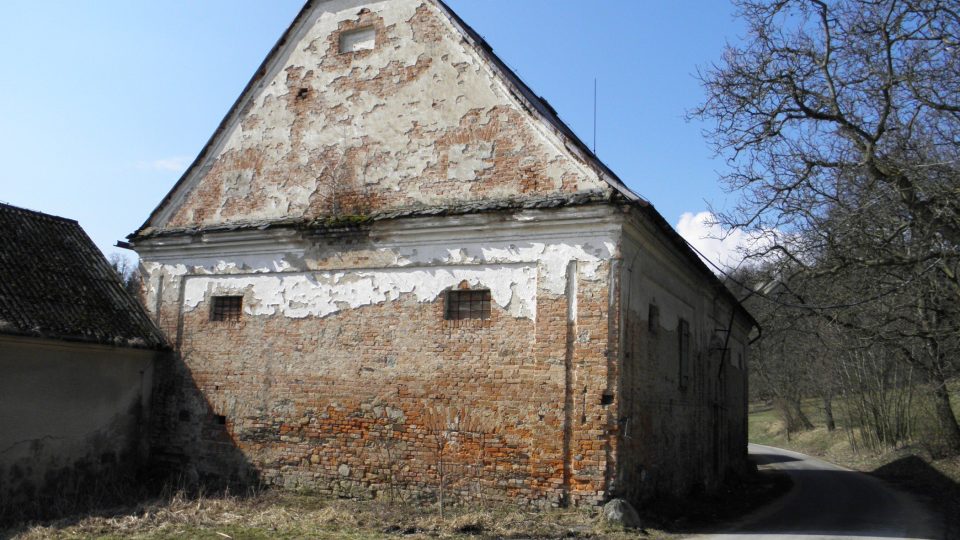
696, 444, 943, 540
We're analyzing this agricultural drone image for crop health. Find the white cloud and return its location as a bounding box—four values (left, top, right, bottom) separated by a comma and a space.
675, 211, 761, 273
138, 156, 192, 173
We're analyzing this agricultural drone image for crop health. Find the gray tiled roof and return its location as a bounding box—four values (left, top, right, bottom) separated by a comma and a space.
0, 203, 167, 349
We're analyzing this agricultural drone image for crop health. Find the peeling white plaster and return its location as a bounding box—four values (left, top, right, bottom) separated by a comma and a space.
339, 26, 377, 53
182, 265, 536, 319
396, 241, 613, 295
446, 142, 493, 181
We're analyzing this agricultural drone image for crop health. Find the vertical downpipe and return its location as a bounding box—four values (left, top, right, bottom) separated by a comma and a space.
562, 261, 578, 506
614, 260, 630, 496
153, 270, 164, 327
175, 275, 189, 352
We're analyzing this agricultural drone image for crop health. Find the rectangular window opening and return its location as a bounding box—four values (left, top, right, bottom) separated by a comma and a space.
648, 304, 660, 334
445, 289, 491, 321
339, 26, 376, 53
211, 296, 243, 322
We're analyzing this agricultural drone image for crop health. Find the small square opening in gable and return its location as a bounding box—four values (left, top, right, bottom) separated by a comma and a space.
339, 26, 376, 53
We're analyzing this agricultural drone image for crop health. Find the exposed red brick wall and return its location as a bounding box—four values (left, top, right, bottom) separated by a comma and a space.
148, 261, 617, 507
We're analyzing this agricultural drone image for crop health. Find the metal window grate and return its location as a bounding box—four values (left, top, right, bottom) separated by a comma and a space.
445, 289, 491, 320
211, 296, 243, 321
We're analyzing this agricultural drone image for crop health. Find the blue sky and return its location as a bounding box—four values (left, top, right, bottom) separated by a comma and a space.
0, 1, 748, 266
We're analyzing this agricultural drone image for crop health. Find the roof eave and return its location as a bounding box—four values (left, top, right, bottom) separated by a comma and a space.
0, 328, 170, 351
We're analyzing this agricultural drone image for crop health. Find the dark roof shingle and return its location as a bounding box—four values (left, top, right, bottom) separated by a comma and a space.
0, 203, 167, 349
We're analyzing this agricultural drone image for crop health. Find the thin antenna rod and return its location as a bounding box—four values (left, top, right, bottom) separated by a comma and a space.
593, 78, 597, 154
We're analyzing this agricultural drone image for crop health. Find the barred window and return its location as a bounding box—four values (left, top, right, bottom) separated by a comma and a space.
211, 296, 243, 322
445, 289, 491, 321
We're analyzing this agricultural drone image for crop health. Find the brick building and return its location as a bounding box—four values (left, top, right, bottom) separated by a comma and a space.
130, 0, 756, 506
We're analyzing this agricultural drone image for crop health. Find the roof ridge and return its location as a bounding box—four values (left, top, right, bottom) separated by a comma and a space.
0, 202, 80, 225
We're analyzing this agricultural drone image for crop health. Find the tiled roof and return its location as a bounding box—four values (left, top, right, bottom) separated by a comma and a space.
0, 203, 167, 349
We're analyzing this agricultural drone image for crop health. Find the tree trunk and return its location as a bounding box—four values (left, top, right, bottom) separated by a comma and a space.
775, 397, 815, 433
932, 381, 960, 456
823, 395, 836, 432
793, 399, 815, 431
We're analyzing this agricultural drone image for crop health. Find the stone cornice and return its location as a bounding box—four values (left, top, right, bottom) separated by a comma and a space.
134, 205, 623, 263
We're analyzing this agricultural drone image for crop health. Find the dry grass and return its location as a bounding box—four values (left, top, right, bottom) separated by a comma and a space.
3, 490, 669, 540
2, 472, 790, 540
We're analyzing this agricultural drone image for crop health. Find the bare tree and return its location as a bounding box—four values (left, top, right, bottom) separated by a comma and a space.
695, 0, 960, 452
420, 402, 461, 519
108, 253, 142, 299
737, 267, 833, 434
419, 401, 499, 517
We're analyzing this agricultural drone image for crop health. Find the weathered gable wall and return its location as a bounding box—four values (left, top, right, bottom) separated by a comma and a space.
615, 214, 750, 502
151, 0, 608, 233
138, 207, 623, 506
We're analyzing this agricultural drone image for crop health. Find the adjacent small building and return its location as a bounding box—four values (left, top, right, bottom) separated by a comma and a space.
129, 0, 756, 507
0, 203, 166, 513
